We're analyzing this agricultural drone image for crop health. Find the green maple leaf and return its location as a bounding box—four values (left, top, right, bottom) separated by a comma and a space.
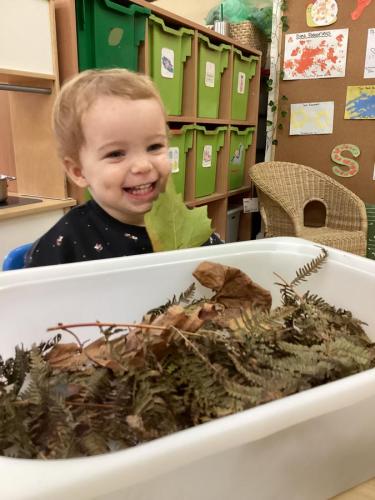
144, 178, 213, 252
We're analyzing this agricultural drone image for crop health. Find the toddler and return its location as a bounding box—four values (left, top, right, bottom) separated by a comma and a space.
26, 68, 221, 267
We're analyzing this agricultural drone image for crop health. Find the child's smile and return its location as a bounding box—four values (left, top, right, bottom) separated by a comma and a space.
123, 181, 157, 199
67, 96, 171, 226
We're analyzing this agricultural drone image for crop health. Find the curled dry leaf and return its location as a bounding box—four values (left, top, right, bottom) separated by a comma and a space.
193, 261, 272, 312
148, 303, 222, 333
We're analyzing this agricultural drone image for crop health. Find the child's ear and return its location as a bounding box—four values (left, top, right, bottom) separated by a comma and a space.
63, 157, 89, 188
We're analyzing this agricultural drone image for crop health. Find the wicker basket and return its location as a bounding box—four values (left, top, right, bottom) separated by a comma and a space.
229, 21, 268, 67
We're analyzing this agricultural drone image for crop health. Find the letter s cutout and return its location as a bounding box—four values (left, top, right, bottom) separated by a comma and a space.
331, 144, 360, 177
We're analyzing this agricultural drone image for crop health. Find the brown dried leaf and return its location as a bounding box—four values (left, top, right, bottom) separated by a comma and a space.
150, 303, 221, 333
45, 343, 83, 369
46, 338, 124, 372
193, 261, 272, 312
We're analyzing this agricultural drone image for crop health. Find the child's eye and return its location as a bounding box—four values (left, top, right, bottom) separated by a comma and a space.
148, 143, 165, 152
106, 150, 125, 159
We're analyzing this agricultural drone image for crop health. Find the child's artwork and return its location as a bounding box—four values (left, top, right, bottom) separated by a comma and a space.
345, 85, 375, 119
331, 144, 360, 177
161, 48, 174, 78
306, 0, 338, 27
364, 28, 375, 79
231, 144, 244, 164
290, 101, 334, 135
168, 147, 180, 173
283, 29, 348, 80
202, 145, 213, 168
351, 0, 373, 21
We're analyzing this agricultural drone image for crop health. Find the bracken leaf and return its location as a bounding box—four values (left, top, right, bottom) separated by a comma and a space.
144, 178, 213, 252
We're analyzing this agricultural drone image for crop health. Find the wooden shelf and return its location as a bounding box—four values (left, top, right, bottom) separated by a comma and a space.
186, 193, 227, 207
0, 194, 75, 222
228, 186, 252, 196
0, 68, 56, 86
230, 119, 258, 127
195, 118, 230, 125
168, 115, 196, 123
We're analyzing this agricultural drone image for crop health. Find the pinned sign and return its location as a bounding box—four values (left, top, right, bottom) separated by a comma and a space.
243, 197, 259, 213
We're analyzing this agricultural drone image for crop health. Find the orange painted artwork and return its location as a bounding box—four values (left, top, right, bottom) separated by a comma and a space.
283, 28, 348, 80
351, 0, 373, 21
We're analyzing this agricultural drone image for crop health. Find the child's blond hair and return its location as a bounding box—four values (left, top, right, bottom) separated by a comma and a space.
53, 68, 166, 161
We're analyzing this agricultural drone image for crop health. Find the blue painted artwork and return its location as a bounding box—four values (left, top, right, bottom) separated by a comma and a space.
345, 85, 375, 119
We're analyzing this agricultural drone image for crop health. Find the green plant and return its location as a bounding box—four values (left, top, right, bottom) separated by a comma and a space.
264, 0, 289, 149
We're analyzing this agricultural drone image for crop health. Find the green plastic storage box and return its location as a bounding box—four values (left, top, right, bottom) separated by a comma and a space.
197, 34, 230, 118
168, 125, 194, 197
148, 15, 194, 116
231, 48, 259, 120
195, 125, 226, 198
228, 126, 255, 190
75, 0, 150, 71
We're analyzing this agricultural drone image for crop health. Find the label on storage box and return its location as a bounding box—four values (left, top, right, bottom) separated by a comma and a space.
202, 145, 213, 167
161, 48, 174, 78
168, 147, 180, 173
205, 62, 216, 87
243, 197, 259, 213
231, 143, 244, 164
237, 72, 246, 94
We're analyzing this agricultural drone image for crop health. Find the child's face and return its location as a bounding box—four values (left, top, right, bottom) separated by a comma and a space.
66, 96, 171, 225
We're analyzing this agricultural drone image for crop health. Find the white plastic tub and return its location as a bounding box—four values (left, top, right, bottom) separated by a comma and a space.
1, 237, 375, 500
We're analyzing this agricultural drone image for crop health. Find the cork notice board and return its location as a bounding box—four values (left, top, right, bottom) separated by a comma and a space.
274, 0, 375, 204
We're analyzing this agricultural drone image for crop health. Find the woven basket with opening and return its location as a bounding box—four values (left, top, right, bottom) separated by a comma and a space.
229, 21, 268, 67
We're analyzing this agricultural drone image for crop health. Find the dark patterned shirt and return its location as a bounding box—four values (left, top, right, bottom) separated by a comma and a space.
25, 200, 223, 268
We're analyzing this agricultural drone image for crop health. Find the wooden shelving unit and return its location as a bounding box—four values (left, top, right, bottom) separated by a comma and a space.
132, 0, 262, 240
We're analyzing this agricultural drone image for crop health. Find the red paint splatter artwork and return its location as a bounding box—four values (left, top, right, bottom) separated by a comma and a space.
283, 29, 348, 80
351, 0, 373, 21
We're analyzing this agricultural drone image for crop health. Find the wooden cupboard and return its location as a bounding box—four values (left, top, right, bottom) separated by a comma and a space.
0, 0, 68, 199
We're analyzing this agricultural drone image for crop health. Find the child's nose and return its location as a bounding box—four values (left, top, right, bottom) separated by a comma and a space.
130, 155, 153, 174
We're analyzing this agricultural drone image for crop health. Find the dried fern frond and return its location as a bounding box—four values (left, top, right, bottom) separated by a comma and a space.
275, 248, 328, 306
291, 247, 328, 287
145, 283, 196, 320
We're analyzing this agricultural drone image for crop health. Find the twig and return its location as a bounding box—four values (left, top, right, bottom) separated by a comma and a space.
61, 328, 85, 352
47, 322, 168, 333
9, 399, 120, 410
172, 327, 219, 374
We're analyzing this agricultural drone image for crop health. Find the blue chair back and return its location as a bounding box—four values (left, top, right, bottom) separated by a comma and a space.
2, 243, 32, 271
